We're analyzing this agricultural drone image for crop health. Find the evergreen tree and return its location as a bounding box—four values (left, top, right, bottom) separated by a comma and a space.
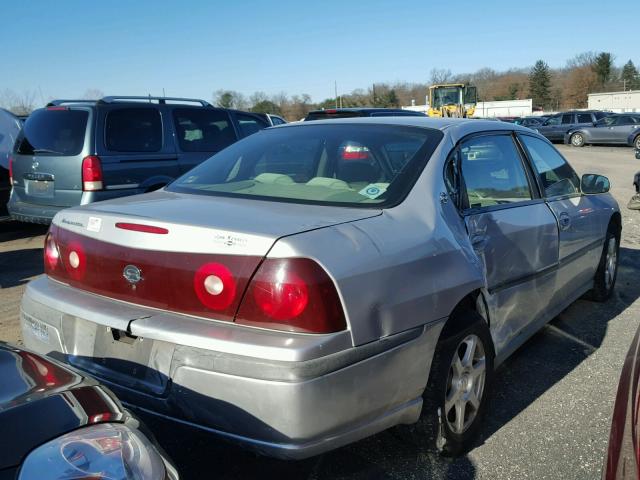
622, 60, 640, 90
593, 52, 614, 87
529, 60, 552, 109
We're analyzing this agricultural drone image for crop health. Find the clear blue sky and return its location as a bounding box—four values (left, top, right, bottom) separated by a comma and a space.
2, 0, 636, 103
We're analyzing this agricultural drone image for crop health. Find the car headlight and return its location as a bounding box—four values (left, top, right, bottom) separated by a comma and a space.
18, 423, 167, 480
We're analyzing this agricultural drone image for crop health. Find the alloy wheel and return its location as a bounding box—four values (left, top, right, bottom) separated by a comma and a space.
571, 133, 584, 147
604, 237, 617, 290
444, 334, 486, 434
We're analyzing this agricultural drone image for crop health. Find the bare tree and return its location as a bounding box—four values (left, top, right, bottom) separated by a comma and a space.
429, 68, 453, 85
0, 89, 37, 115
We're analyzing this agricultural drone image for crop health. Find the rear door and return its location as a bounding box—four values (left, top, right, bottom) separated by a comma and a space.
606, 115, 640, 143
171, 107, 238, 174
518, 134, 603, 292
456, 132, 559, 349
97, 105, 177, 191
11, 106, 92, 207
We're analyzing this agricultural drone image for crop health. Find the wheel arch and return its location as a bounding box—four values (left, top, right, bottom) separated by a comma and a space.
440, 289, 492, 343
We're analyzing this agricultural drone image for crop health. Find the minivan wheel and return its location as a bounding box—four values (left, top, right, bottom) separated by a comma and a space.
570, 132, 585, 147
635, 135, 640, 150
588, 223, 620, 302
423, 310, 494, 456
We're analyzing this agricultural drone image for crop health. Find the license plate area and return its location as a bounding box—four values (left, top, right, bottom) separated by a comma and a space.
25, 179, 54, 198
70, 326, 169, 396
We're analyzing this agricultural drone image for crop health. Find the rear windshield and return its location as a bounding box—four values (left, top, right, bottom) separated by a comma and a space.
15, 108, 88, 156
167, 124, 443, 208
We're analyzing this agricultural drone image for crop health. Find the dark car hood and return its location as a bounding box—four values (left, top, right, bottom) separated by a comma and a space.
0, 343, 125, 470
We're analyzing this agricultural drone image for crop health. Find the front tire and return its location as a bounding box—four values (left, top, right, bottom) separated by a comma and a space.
570, 132, 585, 147
589, 223, 620, 302
423, 310, 494, 456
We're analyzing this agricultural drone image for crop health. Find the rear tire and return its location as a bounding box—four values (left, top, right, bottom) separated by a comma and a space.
588, 223, 620, 302
422, 310, 494, 456
570, 132, 585, 147
634, 134, 640, 150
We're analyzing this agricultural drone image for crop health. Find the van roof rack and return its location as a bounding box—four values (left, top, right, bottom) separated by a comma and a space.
46, 99, 98, 106
99, 96, 211, 107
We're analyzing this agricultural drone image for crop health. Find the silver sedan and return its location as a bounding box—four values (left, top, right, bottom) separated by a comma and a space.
565, 113, 640, 146
20, 117, 620, 459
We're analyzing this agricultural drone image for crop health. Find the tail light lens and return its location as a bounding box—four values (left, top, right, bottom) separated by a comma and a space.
8, 155, 13, 185
82, 155, 103, 191
341, 143, 370, 160
236, 258, 346, 333
44, 231, 60, 272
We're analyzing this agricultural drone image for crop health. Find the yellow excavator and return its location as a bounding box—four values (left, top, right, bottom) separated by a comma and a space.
427, 83, 477, 118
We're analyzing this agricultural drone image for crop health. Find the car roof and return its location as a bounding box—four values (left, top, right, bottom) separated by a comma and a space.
307, 108, 412, 114
280, 116, 537, 143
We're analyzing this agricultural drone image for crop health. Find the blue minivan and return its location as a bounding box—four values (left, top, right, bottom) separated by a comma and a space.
8, 96, 270, 223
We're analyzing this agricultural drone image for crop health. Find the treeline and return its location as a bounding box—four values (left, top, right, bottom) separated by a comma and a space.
215, 51, 640, 120
2, 52, 639, 120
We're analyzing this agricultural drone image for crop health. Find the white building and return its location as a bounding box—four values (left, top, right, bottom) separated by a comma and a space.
402, 99, 534, 117
588, 90, 640, 113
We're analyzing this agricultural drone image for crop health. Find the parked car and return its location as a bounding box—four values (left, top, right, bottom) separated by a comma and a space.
8, 96, 270, 224
534, 110, 611, 142
305, 107, 427, 120
627, 124, 640, 150
514, 116, 547, 128
0, 342, 178, 479
256, 113, 287, 126
565, 113, 640, 147
0, 108, 22, 216
602, 323, 640, 479
21, 118, 620, 459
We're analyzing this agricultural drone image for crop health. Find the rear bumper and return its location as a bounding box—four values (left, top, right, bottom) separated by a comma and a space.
21, 276, 444, 459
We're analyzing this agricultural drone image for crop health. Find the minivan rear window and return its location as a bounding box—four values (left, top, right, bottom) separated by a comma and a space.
105, 108, 162, 152
15, 109, 88, 156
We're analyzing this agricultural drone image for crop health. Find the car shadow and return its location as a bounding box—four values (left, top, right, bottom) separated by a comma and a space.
478, 246, 640, 444
0, 221, 48, 243
0, 248, 43, 288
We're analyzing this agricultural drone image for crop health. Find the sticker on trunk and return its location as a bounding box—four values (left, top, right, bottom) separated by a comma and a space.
87, 216, 102, 232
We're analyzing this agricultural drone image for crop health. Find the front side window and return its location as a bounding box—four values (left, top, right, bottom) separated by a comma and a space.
173, 108, 236, 152
545, 116, 561, 126
168, 124, 442, 207
520, 135, 580, 197
459, 135, 532, 209
577, 113, 593, 123
105, 108, 162, 152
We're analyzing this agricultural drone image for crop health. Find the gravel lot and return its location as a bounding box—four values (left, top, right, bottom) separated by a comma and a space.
1, 145, 639, 479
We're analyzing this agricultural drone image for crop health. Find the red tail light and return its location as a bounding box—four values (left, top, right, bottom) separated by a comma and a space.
82, 155, 103, 191
236, 258, 346, 333
8, 155, 13, 185
341, 144, 370, 160
44, 231, 60, 271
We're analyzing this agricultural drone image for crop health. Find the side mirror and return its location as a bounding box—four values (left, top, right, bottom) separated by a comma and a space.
581, 174, 610, 194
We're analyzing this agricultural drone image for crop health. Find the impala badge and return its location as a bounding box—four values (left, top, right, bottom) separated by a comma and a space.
123, 265, 142, 285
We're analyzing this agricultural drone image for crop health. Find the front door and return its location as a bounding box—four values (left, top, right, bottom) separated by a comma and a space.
518, 134, 603, 298
457, 133, 559, 353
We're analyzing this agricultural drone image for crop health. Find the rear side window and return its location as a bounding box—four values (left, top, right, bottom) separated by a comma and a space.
561, 114, 574, 124
577, 113, 592, 123
519, 135, 580, 197
459, 135, 532, 208
173, 108, 236, 152
235, 113, 268, 138
15, 109, 88, 156
105, 108, 162, 152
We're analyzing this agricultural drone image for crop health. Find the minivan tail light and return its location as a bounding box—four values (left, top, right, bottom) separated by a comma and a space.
82, 155, 103, 191
236, 258, 346, 334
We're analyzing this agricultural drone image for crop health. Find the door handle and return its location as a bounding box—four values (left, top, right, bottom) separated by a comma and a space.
469, 233, 488, 250
558, 212, 571, 230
